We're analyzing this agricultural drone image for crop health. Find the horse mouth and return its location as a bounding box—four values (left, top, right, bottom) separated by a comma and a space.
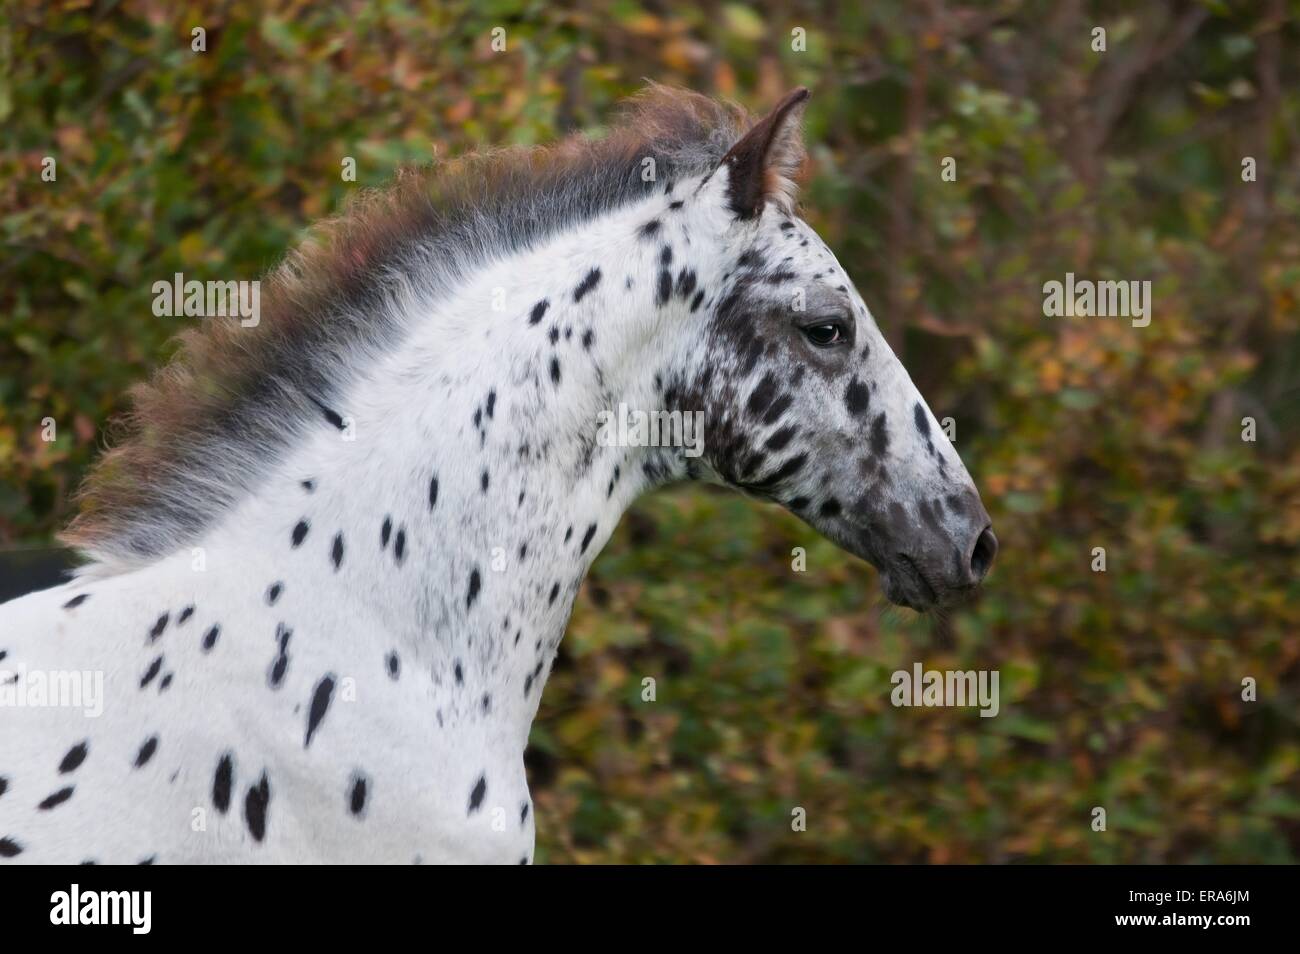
815, 515, 956, 613
887, 554, 938, 611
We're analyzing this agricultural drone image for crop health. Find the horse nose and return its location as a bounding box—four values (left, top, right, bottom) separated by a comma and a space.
968, 526, 997, 583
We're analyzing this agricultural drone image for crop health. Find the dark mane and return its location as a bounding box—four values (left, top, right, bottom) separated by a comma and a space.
63, 85, 750, 567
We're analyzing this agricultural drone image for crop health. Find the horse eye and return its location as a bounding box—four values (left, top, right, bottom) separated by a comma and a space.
803, 322, 845, 346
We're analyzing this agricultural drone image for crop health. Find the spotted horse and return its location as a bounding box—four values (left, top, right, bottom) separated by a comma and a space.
0, 86, 996, 863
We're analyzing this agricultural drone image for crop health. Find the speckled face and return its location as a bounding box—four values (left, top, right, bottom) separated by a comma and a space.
671, 210, 997, 610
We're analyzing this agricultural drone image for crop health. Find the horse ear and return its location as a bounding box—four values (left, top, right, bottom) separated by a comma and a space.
718, 87, 810, 220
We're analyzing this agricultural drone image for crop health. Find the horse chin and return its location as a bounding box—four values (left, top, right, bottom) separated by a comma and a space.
817, 518, 940, 613
879, 560, 939, 613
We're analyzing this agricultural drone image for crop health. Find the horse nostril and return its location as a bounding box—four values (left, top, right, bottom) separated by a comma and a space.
970, 527, 997, 581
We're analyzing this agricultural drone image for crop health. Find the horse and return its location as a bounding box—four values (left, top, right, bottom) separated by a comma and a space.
0, 85, 995, 863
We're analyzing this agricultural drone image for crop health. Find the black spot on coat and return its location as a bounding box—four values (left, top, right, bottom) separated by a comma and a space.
133, 736, 159, 768
213, 753, 234, 813
746, 374, 780, 417
349, 774, 368, 816
467, 774, 487, 814
140, 656, 163, 689
913, 402, 931, 437
244, 773, 270, 842
308, 396, 346, 430
573, 268, 601, 303
676, 269, 697, 299
846, 377, 870, 416
766, 425, 797, 452
58, 741, 88, 774
304, 674, 336, 748
38, 787, 74, 810
656, 269, 673, 306
268, 623, 291, 689
870, 413, 890, 456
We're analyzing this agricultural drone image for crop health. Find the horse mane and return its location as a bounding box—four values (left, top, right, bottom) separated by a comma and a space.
61, 85, 752, 568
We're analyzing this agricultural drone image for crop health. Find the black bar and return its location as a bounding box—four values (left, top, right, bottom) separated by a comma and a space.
0, 864, 1283, 939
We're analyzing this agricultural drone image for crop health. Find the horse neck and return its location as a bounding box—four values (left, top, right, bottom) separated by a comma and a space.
202, 180, 719, 739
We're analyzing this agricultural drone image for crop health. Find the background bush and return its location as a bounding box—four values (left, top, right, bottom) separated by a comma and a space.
2, 0, 1298, 862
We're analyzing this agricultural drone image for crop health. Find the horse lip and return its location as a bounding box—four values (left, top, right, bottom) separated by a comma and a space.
894, 553, 938, 609
835, 519, 939, 611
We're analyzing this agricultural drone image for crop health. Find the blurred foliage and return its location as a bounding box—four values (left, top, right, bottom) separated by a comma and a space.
3, 0, 1299, 862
